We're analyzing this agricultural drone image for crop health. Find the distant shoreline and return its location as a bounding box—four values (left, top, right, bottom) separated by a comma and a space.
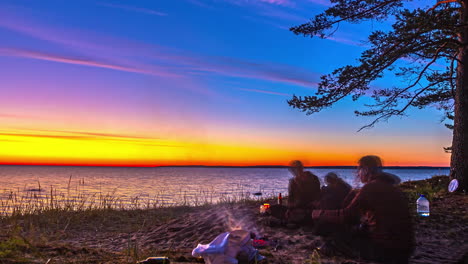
0, 164, 451, 169
157, 165, 450, 169
156, 165, 451, 170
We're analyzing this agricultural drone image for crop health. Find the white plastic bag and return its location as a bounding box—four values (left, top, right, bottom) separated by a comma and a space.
192, 232, 237, 264
192, 230, 264, 264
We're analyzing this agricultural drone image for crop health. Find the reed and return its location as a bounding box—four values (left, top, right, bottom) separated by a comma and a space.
0, 177, 274, 218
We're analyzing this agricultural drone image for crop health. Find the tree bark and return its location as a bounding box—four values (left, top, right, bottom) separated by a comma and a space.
451, 0, 468, 192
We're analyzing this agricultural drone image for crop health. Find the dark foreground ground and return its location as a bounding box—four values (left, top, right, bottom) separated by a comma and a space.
1, 176, 467, 264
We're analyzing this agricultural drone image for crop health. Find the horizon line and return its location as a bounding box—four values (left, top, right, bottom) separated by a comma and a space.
0, 164, 451, 169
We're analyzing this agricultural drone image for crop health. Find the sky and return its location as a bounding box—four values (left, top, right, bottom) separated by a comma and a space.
0, 0, 452, 167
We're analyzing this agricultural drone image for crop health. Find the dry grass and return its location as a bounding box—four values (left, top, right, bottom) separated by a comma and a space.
400, 175, 450, 202
0, 176, 270, 218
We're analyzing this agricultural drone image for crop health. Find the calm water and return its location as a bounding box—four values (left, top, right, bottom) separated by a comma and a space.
0, 166, 449, 214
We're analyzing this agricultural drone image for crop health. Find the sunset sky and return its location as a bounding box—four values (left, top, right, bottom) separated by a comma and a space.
0, 0, 451, 167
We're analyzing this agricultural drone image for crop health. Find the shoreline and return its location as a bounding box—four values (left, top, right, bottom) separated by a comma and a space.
0, 176, 467, 263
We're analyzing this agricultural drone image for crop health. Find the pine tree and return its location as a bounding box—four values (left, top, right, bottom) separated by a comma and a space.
289, 0, 467, 192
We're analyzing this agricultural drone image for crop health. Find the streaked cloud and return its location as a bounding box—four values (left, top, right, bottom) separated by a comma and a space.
21, 128, 155, 141
327, 36, 364, 47
0, 47, 180, 78
0, 4, 322, 99
257, 0, 294, 6
0, 13, 320, 88
238, 88, 291, 96
242, 15, 290, 30
258, 8, 308, 22
180, 55, 318, 87
1, 129, 184, 147
0, 132, 90, 140
223, 0, 294, 7
97, 2, 168, 16
306, 0, 332, 6
62, 131, 154, 140
0, 9, 103, 52
186, 0, 215, 8
0, 45, 317, 88
187, 0, 295, 7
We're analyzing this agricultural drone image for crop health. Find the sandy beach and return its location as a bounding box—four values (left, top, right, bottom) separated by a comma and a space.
1, 176, 467, 264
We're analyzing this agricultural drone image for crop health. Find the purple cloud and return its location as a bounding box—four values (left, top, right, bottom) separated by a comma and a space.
0, 47, 180, 78
0, 8, 321, 92
173, 50, 316, 86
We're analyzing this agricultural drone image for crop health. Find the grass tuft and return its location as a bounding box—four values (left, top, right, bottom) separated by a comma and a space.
400, 175, 450, 202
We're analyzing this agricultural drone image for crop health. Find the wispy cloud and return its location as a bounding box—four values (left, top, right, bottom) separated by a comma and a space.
0, 132, 90, 140
221, 0, 294, 7
0, 47, 180, 78
258, 0, 294, 6
237, 88, 291, 96
306, 0, 332, 6
0, 8, 321, 91
2, 129, 184, 147
258, 8, 308, 22
97, 2, 168, 16
0, 26, 319, 88
178, 54, 319, 87
0, 9, 101, 52
0, 45, 317, 88
22, 128, 156, 140
186, 0, 215, 8
327, 36, 365, 47
63, 131, 153, 140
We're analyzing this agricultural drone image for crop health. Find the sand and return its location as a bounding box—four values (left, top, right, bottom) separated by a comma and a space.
135, 193, 467, 264
59, 194, 467, 263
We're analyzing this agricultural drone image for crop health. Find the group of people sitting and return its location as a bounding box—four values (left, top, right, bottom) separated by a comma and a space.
276, 155, 414, 263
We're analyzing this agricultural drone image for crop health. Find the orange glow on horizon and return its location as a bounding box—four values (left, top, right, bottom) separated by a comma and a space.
0, 129, 450, 167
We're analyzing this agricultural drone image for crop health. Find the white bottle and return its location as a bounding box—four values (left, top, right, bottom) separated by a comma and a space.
416, 194, 430, 217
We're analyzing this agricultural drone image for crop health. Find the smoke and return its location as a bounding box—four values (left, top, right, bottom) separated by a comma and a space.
218, 206, 259, 235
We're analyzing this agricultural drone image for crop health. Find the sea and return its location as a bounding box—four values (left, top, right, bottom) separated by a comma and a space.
0, 166, 449, 214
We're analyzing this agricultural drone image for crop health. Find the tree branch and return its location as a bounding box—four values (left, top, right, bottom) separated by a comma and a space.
356, 43, 448, 131
428, 0, 459, 12
357, 79, 446, 131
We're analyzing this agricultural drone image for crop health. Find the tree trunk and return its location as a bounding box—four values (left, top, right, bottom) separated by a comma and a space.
451, 0, 468, 192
